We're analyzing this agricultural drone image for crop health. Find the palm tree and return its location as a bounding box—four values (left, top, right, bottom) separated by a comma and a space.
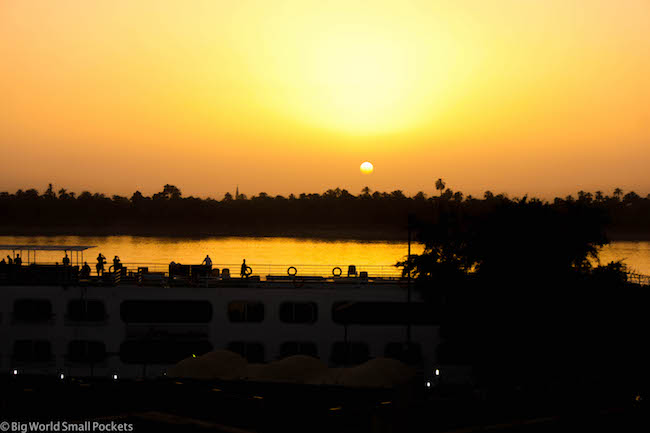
45, 183, 55, 199
435, 178, 446, 197
613, 188, 623, 201
595, 191, 604, 202
577, 191, 592, 203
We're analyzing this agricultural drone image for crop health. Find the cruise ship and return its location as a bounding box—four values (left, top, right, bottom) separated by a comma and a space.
0, 245, 447, 384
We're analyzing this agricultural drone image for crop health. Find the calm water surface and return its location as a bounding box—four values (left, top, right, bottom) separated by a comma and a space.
1, 236, 649, 275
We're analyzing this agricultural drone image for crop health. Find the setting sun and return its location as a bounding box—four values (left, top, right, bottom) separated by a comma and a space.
360, 162, 374, 175
1, 1, 650, 421
1, 0, 649, 197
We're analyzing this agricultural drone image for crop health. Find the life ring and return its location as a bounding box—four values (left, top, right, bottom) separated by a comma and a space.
332, 267, 342, 277
244, 266, 253, 276
287, 266, 298, 276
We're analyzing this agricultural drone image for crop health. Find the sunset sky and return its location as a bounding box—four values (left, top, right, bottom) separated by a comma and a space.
1, 0, 649, 199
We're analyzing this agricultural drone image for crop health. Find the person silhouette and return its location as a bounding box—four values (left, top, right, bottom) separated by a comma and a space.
81, 261, 91, 278
202, 255, 212, 271
14, 254, 22, 266
240, 259, 249, 278
7, 255, 13, 265
113, 255, 122, 270
62, 254, 70, 267
96, 253, 105, 276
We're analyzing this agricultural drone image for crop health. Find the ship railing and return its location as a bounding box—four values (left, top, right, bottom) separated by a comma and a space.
168, 263, 402, 280
6, 262, 647, 286
66, 262, 404, 281
626, 272, 650, 286
123, 266, 648, 286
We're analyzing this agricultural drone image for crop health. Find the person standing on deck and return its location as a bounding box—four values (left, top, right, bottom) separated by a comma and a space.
240, 259, 249, 278
96, 253, 106, 276
202, 255, 212, 271
14, 254, 22, 266
62, 254, 70, 266
7, 255, 13, 265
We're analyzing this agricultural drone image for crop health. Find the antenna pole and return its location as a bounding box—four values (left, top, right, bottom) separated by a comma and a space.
407, 214, 412, 345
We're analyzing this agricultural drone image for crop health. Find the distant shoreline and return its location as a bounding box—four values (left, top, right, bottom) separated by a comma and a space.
1, 225, 649, 242
0, 225, 409, 241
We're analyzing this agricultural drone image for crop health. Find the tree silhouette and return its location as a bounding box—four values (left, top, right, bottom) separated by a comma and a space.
45, 184, 55, 200
613, 188, 623, 200
0, 183, 648, 239
435, 178, 446, 197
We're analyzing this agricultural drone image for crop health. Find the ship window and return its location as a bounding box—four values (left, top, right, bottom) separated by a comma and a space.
280, 341, 318, 358
13, 299, 52, 322
120, 300, 212, 323
227, 341, 265, 363
332, 302, 435, 325
384, 342, 423, 365
67, 300, 106, 322
279, 302, 317, 324
330, 342, 369, 365
13, 340, 52, 363
228, 301, 264, 323
120, 340, 212, 364
67, 340, 107, 363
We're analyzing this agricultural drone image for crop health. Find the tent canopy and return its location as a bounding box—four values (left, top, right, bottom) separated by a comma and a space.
0, 245, 96, 252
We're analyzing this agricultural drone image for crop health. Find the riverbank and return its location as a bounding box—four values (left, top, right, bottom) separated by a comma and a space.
1, 225, 649, 242
0, 224, 409, 241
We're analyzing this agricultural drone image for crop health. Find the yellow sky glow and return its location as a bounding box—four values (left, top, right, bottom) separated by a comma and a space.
1, 0, 649, 198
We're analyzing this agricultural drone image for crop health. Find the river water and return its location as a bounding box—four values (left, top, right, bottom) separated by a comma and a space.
1, 236, 649, 276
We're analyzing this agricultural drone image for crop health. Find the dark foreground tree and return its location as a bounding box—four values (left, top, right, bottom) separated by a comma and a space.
399, 200, 649, 394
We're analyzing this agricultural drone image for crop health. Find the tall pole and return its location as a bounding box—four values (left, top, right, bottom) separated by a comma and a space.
407, 214, 412, 345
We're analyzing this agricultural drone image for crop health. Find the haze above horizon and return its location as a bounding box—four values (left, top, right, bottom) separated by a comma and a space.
1, 0, 649, 199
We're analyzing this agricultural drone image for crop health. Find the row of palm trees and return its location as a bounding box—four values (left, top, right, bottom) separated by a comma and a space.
5, 181, 645, 204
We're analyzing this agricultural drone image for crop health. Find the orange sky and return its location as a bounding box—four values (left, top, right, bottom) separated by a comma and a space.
1, 0, 649, 199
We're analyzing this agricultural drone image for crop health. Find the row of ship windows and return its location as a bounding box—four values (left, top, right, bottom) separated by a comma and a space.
10, 299, 435, 325
8, 339, 423, 365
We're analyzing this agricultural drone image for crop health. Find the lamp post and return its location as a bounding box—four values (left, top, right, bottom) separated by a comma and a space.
407, 213, 414, 345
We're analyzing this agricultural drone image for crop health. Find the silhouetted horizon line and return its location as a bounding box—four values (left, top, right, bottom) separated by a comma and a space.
2, 183, 648, 203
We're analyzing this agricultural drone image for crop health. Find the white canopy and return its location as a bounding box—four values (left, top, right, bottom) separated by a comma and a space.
0, 245, 96, 251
